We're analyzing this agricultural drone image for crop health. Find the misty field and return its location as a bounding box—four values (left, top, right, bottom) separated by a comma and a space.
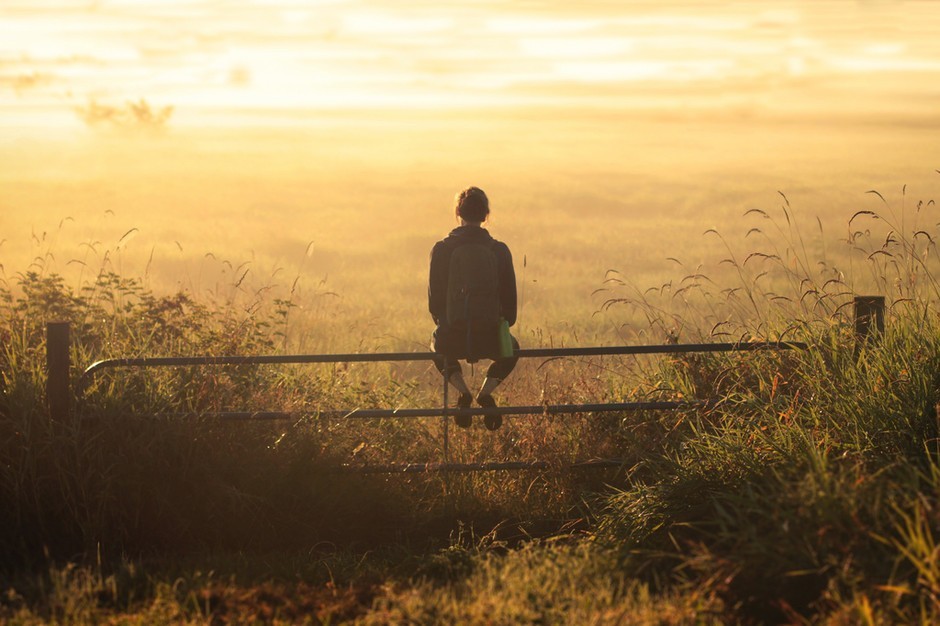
4, 115, 940, 622
4, 112, 938, 348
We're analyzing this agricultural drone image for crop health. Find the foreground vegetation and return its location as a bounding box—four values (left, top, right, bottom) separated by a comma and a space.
4, 191, 940, 623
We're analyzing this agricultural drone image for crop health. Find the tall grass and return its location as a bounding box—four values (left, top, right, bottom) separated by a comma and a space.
0, 248, 629, 568
5, 181, 940, 622
1, 266, 406, 555
588, 184, 940, 622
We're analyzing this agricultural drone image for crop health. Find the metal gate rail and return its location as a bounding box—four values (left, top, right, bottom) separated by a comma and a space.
71, 339, 804, 474
81, 341, 806, 383
338, 458, 629, 474
170, 400, 711, 421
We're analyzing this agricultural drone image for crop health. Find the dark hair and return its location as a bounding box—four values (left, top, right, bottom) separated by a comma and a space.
455, 186, 489, 223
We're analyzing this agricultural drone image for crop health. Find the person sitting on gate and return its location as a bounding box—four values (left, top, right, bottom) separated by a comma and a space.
428, 186, 520, 431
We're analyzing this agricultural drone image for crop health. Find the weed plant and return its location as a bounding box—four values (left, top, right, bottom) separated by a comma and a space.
0, 265, 431, 563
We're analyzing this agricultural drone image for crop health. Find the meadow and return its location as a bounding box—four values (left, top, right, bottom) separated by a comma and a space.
5, 109, 937, 343
3, 111, 940, 622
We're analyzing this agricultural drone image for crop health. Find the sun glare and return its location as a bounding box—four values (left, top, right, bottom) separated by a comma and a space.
1, 1, 939, 129
342, 12, 454, 36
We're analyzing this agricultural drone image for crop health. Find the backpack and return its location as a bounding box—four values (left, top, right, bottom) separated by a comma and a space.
446, 242, 501, 359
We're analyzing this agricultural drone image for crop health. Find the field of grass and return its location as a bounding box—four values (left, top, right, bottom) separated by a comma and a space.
4, 170, 940, 623
4, 113, 937, 348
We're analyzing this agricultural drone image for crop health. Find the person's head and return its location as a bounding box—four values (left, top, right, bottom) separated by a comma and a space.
454, 186, 489, 224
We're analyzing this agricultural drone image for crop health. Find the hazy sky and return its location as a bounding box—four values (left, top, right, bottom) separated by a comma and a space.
3, 0, 940, 130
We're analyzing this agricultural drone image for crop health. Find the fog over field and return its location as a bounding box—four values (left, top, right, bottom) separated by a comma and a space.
3, 0, 939, 348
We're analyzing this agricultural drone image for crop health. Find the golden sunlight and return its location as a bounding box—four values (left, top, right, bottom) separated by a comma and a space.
3, 1, 939, 126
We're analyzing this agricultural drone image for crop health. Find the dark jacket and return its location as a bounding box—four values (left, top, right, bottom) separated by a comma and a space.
428, 225, 517, 328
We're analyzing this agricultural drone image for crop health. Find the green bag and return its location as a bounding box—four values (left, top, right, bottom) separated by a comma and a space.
497, 318, 514, 358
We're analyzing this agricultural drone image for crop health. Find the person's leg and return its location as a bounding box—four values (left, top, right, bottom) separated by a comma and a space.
431, 350, 473, 427
479, 335, 520, 396
447, 366, 473, 428
431, 353, 471, 395
431, 330, 473, 393
477, 335, 519, 430
449, 369, 472, 397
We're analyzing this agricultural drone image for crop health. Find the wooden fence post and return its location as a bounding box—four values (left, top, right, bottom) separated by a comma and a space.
46, 321, 70, 421
854, 296, 885, 346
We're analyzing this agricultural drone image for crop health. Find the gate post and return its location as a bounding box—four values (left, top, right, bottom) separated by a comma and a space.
854, 296, 885, 346
46, 321, 71, 421
441, 357, 450, 466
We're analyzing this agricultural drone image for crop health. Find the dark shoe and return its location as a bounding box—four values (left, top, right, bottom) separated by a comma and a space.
454, 393, 472, 428
477, 393, 502, 431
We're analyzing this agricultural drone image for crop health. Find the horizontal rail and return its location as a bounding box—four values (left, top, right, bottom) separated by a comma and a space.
74, 339, 795, 474
337, 458, 628, 474
147, 400, 708, 421
81, 341, 807, 382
